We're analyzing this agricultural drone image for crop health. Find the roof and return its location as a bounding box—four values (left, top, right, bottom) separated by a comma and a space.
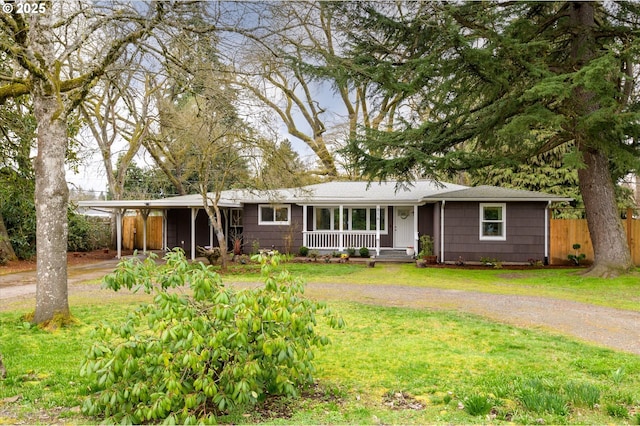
424, 185, 573, 202
77, 180, 571, 210
287, 180, 468, 205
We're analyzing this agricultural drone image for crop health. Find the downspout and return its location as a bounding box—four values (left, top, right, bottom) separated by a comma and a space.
545, 201, 551, 265
440, 200, 446, 263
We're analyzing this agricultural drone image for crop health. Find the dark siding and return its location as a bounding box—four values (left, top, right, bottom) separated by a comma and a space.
166, 208, 221, 256
242, 204, 303, 254
443, 201, 546, 263
417, 204, 435, 237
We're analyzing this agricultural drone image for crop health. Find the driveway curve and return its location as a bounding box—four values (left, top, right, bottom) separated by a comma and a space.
1, 262, 639, 356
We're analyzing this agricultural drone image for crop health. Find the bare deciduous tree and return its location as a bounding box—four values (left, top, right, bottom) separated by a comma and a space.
0, 1, 167, 324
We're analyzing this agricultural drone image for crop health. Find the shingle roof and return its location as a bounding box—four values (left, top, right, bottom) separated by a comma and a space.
426, 185, 572, 202
78, 180, 571, 210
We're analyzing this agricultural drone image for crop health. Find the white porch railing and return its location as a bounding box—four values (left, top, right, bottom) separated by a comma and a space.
303, 231, 379, 252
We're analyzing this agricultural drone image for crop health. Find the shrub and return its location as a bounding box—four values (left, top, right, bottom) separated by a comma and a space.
298, 246, 309, 257
80, 249, 344, 424
346, 247, 356, 257
67, 211, 111, 252
359, 247, 369, 258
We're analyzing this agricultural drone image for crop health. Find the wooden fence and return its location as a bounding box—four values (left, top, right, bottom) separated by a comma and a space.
550, 215, 640, 266
122, 215, 163, 250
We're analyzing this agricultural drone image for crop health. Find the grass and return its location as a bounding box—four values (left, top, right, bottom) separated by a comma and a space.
1, 299, 640, 424
1, 261, 639, 424
223, 262, 640, 312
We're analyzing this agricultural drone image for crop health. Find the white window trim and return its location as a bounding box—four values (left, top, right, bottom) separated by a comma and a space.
479, 203, 506, 241
258, 204, 291, 225
313, 206, 388, 234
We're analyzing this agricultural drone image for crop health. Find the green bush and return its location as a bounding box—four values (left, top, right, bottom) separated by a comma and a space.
298, 246, 309, 257
359, 247, 369, 258
68, 211, 110, 252
80, 249, 344, 424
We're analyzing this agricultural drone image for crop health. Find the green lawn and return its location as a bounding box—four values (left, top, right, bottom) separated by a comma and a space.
1, 261, 639, 424
225, 262, 640, 312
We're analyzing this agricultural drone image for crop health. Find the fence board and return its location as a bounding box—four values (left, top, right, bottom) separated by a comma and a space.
122, 215, 163, 250
550, 218, 639, 266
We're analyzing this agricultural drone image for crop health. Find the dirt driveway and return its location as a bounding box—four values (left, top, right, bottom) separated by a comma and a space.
2, 261, 639, 356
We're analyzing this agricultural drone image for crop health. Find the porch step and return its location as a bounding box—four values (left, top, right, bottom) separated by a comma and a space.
373, 249, 415, 263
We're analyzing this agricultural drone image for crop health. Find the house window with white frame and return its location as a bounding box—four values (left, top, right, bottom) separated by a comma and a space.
314, 207, 386, 232
258, 204, 290, 225
479, 203, 506, 241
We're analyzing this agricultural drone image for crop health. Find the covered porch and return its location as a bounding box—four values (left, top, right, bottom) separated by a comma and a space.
300, 204, 424, 256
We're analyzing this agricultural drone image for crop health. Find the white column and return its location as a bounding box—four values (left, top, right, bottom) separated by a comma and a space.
302, 205, 308, 247
191, 207, 197, 261
162, 210, 167, 251
376, 205, 381, 256
339, 205, 344, 251
140, 209, 150, 255
142, 216, 148, 254
209, 216, 214, 248
116, 210, 122, 259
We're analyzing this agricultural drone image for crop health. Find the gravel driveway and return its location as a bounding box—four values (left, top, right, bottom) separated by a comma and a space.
2, 262, 639, 356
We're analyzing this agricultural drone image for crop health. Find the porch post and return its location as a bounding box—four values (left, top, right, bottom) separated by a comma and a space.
413, 205, 419, 251
140, 208, 150, 255
191, 207, 197, 261
116, 209, 122, 259
376, 205, 381, 256
209, 215, 214, 248
162, 210, 167, 251
302, 205, 308, 247
339, 205, 344, 251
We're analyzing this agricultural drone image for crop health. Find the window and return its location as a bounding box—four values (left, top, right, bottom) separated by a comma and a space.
258, 204, 290, 225
314, 207, 387, 232
479, 203, 506, 241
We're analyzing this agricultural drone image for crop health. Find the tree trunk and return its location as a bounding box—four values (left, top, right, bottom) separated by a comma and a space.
32, 92, 71, 324
202, 200, 228, 272
569, 2, 633, 277
577, 148, 632, 277
0, 211, 17, 261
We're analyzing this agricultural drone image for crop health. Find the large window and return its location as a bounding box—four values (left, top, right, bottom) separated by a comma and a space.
258, 204, 290, 225
479, 203, 506, 241
314, 207, 386, 232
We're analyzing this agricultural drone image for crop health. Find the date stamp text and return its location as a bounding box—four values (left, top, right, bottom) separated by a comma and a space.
2, 2, 47, 14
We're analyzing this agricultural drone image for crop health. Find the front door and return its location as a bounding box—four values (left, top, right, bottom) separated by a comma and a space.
394, 206, 414, 248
